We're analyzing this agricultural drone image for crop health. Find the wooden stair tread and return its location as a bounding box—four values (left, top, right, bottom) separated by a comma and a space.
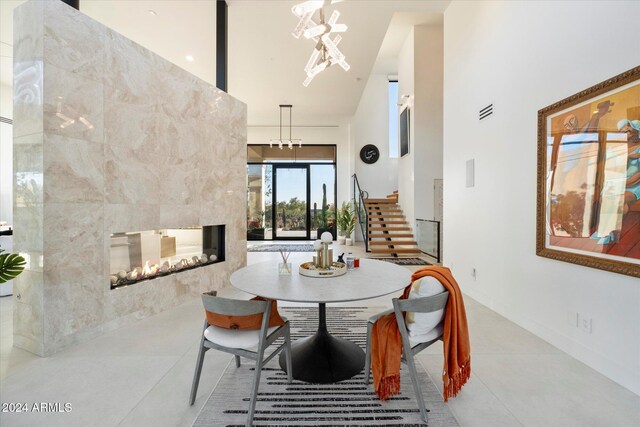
362, 192, 421, 255
368, 227, 411, 231
365, 199, 397, 204
370, 247, 422, 254
369, 240, 418, 246
368, 233, 415, 238
368, 211, 401, 214
368, 226, 411, 232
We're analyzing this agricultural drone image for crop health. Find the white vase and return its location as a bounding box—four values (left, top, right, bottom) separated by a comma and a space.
346, 238, 353, 246
337, 236, 346, 245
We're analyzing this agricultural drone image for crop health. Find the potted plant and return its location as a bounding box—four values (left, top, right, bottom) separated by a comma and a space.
316, 207, 336, 241
316, 183, 336, 240
247, 212, 265, 240
337, 201, 357, 245
0, 247, 26, 284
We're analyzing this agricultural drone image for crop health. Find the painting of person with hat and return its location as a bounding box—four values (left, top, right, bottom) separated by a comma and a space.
618, 118, 640, 214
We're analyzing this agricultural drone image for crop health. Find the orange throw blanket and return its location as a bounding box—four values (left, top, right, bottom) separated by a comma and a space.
371, 266, 471, 402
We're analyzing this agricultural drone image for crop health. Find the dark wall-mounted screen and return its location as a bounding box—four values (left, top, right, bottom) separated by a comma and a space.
400, 106, 410, 157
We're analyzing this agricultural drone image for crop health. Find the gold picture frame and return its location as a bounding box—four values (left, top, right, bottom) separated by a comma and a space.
537, 66, 640, 278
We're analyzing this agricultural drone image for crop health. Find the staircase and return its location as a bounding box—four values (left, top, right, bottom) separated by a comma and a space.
366, 191, 422, 257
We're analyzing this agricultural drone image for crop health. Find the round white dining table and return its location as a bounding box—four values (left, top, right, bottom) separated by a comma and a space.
230, 254, 411, 383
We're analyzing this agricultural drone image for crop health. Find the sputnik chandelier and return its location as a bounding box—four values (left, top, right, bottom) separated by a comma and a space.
291, 0, 350, 87
269, 104, 302, 150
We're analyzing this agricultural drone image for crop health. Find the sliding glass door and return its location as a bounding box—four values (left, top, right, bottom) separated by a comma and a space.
246, 145, 336, 241
247, 164, 273, 240
273, 165, 310, 240
310, 164, 336, 239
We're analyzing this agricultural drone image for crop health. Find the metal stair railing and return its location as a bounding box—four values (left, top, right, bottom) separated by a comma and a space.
352, 174, 369, 252
416, 219, 441, 263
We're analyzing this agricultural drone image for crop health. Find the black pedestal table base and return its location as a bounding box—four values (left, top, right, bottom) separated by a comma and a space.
279, 302, 365, 383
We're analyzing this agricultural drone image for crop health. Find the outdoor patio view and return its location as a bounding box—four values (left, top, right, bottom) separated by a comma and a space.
246, 146, 336, 240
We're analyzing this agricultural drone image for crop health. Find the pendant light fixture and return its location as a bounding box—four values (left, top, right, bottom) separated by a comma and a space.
291, 0, 349, 87
269, 105, 302, 150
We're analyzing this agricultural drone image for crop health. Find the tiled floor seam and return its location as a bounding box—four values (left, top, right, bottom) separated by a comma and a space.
415, 357, 461, 425
115, 346, 196, 427
466, 363, 525, 427
187, 356, 234, 426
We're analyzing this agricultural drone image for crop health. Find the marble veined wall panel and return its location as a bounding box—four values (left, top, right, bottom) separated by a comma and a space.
43, 133, 104, 203
43, 63, 104, 144
13, 0, 43, 140
14, 0, 247, 356
12, 0, 45, 355
42, 0, 106, 84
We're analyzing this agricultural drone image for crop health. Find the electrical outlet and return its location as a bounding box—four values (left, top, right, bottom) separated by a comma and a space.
471, 268, 477, 280
581, 317, 592, 334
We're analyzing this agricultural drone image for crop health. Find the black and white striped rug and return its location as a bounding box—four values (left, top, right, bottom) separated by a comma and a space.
193, 307, 459, 426
369, 258, 431, 266
247, 244, 314, 253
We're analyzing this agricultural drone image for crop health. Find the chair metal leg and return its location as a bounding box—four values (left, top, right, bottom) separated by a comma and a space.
189, 344, 207, 406
404, 348, 429, 424
235, 355, 241, 368
363, 321, 373, 385
246, 356, 264, 427
284, 323, 293, 384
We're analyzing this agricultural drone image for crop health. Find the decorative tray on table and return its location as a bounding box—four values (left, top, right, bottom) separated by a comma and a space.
299, 261, 347, 278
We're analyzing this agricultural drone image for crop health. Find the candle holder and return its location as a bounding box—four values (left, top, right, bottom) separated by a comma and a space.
314, 248, 333, 269
278, 250, 291, 275
278, 262, 292, 275
313, 232, 334, 270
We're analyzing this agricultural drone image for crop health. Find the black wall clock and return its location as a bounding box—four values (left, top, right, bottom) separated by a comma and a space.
360, 144, 380, 164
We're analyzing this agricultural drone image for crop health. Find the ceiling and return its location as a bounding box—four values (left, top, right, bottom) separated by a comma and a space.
0, 0, 450, 125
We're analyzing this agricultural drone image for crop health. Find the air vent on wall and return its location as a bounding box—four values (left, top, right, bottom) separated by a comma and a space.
0, 116, 12, 125
479, 104, 493, 121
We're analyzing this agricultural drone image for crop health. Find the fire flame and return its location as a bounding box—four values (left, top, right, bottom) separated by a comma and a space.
142, 261, 152, 277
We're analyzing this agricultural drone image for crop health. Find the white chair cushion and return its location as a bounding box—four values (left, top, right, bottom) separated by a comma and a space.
204, 325, 282, 351
406, 276, 446, 339
409, 322, 444, 347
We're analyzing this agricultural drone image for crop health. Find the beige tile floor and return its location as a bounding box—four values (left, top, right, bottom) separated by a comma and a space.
0, 242, 638, 426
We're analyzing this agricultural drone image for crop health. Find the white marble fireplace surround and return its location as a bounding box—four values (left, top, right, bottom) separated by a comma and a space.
12, 0, 247, 356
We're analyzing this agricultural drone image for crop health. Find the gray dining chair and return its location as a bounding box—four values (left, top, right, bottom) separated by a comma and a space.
364, 291, 449, 424
189, 291, 292, 427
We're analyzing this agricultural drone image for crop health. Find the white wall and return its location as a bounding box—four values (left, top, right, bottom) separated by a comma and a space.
444, 0, 640, 394
413, 23, 443, 222
81, 1, 216, 86
353, 73, 398, 198
398, 28, 415, 223
397, 23, 444, 228
0, 82, 12, 225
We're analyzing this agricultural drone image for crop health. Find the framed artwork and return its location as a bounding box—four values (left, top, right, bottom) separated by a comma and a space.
400, 106, 410, 157
537, 66, 640, 278
360, 144, 380, 164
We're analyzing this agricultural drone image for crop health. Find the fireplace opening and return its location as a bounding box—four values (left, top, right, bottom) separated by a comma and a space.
110, 225, 225, 289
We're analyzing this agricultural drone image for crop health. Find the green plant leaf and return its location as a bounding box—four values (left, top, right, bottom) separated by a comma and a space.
0, 253, 27, 284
